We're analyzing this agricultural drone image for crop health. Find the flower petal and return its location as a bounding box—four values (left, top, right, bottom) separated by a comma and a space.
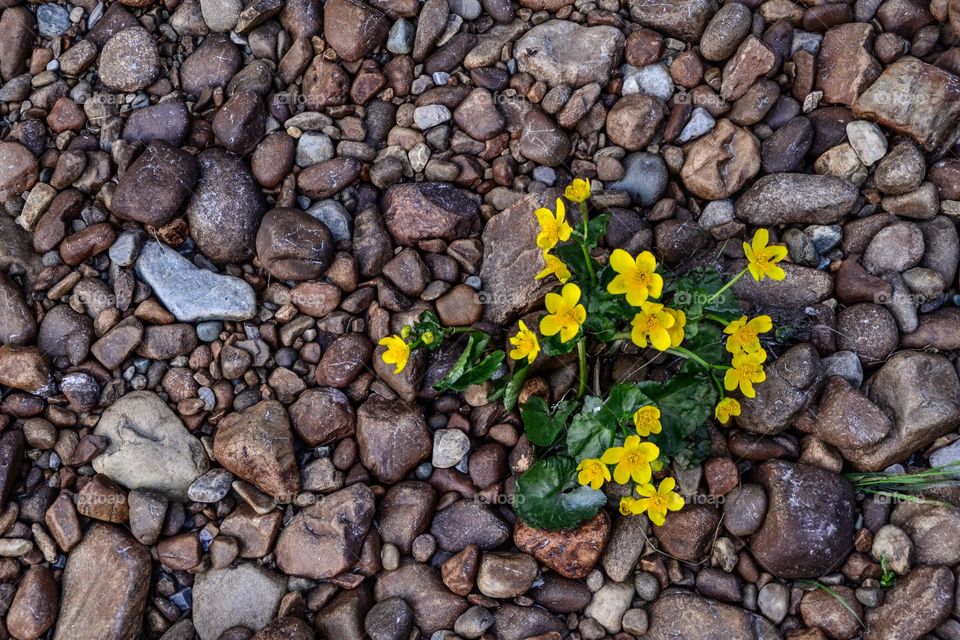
613, 463, 631, 485
609, 249, 635, 274
544, 292, 562, 314
540, 314, 561, 336
600, 447, 623, 464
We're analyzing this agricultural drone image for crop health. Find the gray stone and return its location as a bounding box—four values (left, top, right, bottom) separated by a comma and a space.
736, 173, 859, 224
192, 563, 286, 640
607, 152, 668, 207
135, 241, 257, 322
515, 20, 624, 88
93, 391, 210, 501
37, 4, 71, 37
585, 581, 634, 633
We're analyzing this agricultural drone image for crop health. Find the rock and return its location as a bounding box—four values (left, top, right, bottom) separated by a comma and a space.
749, 461, 855, 579
608, 152, 668, 206
38, 305, 92, 366
356, 394, 431, 484
531, 575, 592, 613
383, 182, 479, 246
52, 524, 151, 640
374, 563, 469, 635
192, 563, 286, 640
735, 173, 859, 224
135, 241, 257, 322
453, 88, 506, 141
862, 221, 924, 275
255, 207, 335, 280
479, 190, 559, 324
302, 58, 350, 109
645, 591, 781, 640
477, 552, 538, 598
315, 333, 372, 387
201, 0, 242, 31
737, 343, 825, 435
800, 586, 864, 640
0, 431, 24, 509
761, 117, 813, 174
680, 119, 760, 199
891, 502, 960, 565
846, 120, 887, 166
92, 391, 210, 501
0, 7, 33, 83
901, 308, 960, 350
871, 524, 913, 574
653, 504, 720, 563
432, 500, 511, 552
289, 387, 354, 446
365, 598, 414, 640
379, 481, 436, 554
816, 23, 881, 107
492, 603, 564, 640
723, 484, 767, 537
413, 104, 451, 130
180, 34, 242, 96
513, 512, 609, 579
601, 514, 646, 582
853, 57, 960, 152
700, 3, 752, 61
250, 618, 313, 640
0, 345, 50, 394
0, 273, 35, 346
0, 141, 38, 200
187, 149, 266, 264
111, 141, 199, 228
7, 565, 58, 640
91, 317, 143, 369
585, 581, 634, 633
275, 483, 375, 579
814, 377, 892, 451
98, 27, 160, 91
454, 605, 494, 639
720, 36, 776, 102
515, 21, 624, 87
123, 99, 189, 145
214, 400, 300, 499
628, 0, 717, 41
606, 94, 666, 151
432, 428, 471, 468
874, 139, 925, 195
519, 108, 570, 166
863, 565, 954, 640
881, 182, 939, 220
836, 303, 898, 363
324, 0, 388, 61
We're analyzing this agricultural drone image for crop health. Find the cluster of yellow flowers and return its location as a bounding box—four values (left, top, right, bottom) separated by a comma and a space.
574, 409, 684, 524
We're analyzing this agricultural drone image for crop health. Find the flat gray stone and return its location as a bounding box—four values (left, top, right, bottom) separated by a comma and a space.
135, 241, 257, 322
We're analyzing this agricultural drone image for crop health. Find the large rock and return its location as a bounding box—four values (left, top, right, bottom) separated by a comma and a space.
256, 207, 335, 281
0, 141, 38, 200
736, 344, 825, 435
515, 20, 624, 87
749, 461, 856, 579
192, 563, 286, 640
0, 272, 36, 345
628, 0, 717, 41
374, 563, 469, 635
186, 148, 266, 264
735, 174, 859, 224
514, 512, 609, 579
111, 141, 199, 227
52, 524, 151, 640
135, 241, 257, 322
814, 377, 892, 452
213, 400, 300, 499
680, 119, 760, 200
356, 394, 431, 484
93, 391, 210, 501
383, 182, 479, 246
816, 23, 881, 107
645, 591, 781, 640
431, 500, 511, 552
846, 352, 960, 470
479, 190, 559, 324
323, 0, 388, 61
853, 57, 960, 152
864, 565, 954, 640
275, 483, 375, 579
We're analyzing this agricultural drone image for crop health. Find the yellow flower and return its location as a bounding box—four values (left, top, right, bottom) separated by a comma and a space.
565, 178, 592, 203
540, 283, 587, 343
577, 458, 610, 490
724, 350, 767, 398
619, 495, 640, 516
535, 251, 571, 284
607, 249, 663, 306
625, 477, 685, 525
535, 198, 573, 251
508, 320, 540, 364
664, 307, 686, 348
714, 397, 741, 425
633, 405, 662, 437
422, 331, 435, 345
630, 301, 676, 352
379, 335, 410, 374
743, 228, 788, 281
600, 435, 660, 485
724, 315, 772, 353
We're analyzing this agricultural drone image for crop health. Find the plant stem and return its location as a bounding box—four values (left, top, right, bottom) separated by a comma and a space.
706, 313, 735, 326
579, 201, 596, 284
668, 346, 722, 371
577, 339, 588, 399
706, 267, 748, 303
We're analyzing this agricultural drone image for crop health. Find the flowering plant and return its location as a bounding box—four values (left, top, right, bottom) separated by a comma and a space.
381, 179, 787, 530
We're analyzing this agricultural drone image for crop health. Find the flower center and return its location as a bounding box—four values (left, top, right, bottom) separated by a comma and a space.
558, 306, 579, 324
630, 270, 651, 289
623, 450, 646, 467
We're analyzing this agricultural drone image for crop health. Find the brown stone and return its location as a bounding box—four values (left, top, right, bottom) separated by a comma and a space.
157, 532, 202, 570
720, 36, 776, 102
0, 345, 50, 393
255, 207, 334, 281
816, 23, 881, 107
323, 0, 388, 62
220, 504, 283, 558
302, 58, 349, 109
7, 565, 58, 640
441, 544, 479, 596
77, 474, 129, 523
289, 387, 355, 446
356, 394, 431, 484
605, 94, 666, 151
0, 142, 38, 200
680, 119, 760, 199
513, 512, 609, 579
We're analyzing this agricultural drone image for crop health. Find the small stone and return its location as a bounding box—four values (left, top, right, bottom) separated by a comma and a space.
584, 581, 634, 633
476, 552, 538, 598
98, 27, 159, 91
192, 564, 286, 640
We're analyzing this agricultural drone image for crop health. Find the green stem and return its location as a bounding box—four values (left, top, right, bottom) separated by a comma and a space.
667, 346, 726, 371
577, 339, 588, 399
579, 201, 596, 284
706, 267, 748, 303
706, 313, 735, 326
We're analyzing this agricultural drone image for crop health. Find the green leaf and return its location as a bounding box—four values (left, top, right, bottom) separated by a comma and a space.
433, 334, 503, 392
647, 374, 717, 464
584, 213, 610, 249
515, 456, 606, 530
554, 242, 592, 284
502, 364, 529, 413
542, 332, 577, 356
566, 395, 616, 459
522, 396, 576, 447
